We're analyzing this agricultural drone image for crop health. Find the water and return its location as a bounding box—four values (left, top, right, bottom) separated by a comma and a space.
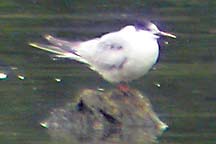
0, 0, 215, 144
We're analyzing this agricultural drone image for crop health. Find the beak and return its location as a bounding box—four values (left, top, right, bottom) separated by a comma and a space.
158, 31, 176, 39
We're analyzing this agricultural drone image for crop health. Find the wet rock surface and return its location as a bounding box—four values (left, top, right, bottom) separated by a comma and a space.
41, 88, 168, 144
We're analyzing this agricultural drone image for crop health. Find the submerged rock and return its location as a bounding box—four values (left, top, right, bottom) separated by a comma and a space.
41, 88, 168, 144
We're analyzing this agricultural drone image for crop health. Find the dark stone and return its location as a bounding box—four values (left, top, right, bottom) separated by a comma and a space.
40, 88, 168, 144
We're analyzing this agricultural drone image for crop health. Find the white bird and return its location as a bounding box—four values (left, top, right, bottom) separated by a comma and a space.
29, 21, 176, 91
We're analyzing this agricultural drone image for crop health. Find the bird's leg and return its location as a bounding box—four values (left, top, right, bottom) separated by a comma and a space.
117, 82, 130, 93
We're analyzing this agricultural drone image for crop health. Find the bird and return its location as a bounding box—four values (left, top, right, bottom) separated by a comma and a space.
29, 21, 176, 92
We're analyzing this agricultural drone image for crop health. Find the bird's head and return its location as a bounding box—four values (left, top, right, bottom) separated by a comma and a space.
135, 20, 176, 39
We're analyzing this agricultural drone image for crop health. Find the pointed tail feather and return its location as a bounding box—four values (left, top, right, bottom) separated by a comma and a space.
44, 35, 81, 51
29, 42, 88, 64
29, 42, 66, 55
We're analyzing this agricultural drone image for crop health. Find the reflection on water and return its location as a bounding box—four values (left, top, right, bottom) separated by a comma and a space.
41, 88, 167, 144
0, 60, 26, 80
0, 60, 13, 79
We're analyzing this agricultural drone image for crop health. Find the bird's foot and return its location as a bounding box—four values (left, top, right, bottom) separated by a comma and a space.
117, 83, 130, 94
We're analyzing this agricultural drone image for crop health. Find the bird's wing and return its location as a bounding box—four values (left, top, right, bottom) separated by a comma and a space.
89, 32, 130, 71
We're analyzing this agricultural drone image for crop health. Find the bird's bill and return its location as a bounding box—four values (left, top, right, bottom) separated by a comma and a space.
159, 31, 176, 38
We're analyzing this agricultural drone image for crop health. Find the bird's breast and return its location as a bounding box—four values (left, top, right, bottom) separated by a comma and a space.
120, 37, 159, 81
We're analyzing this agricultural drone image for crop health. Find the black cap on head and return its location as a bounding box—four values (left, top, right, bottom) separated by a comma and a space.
134, 20, 176, 38
134, 20, 155, 30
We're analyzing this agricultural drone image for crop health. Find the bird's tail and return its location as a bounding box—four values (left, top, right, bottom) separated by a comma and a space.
29, 35, 88, 64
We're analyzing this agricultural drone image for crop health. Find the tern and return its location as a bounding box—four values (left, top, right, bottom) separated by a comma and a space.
29, 21, 176, 91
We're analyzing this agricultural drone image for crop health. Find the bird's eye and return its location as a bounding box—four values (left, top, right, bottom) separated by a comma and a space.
147, 23, 160, 34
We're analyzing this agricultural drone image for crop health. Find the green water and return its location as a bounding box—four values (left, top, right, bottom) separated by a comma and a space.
0, 0, 215, 144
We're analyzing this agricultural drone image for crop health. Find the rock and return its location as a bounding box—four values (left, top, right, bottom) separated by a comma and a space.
40, 88, 168, 144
